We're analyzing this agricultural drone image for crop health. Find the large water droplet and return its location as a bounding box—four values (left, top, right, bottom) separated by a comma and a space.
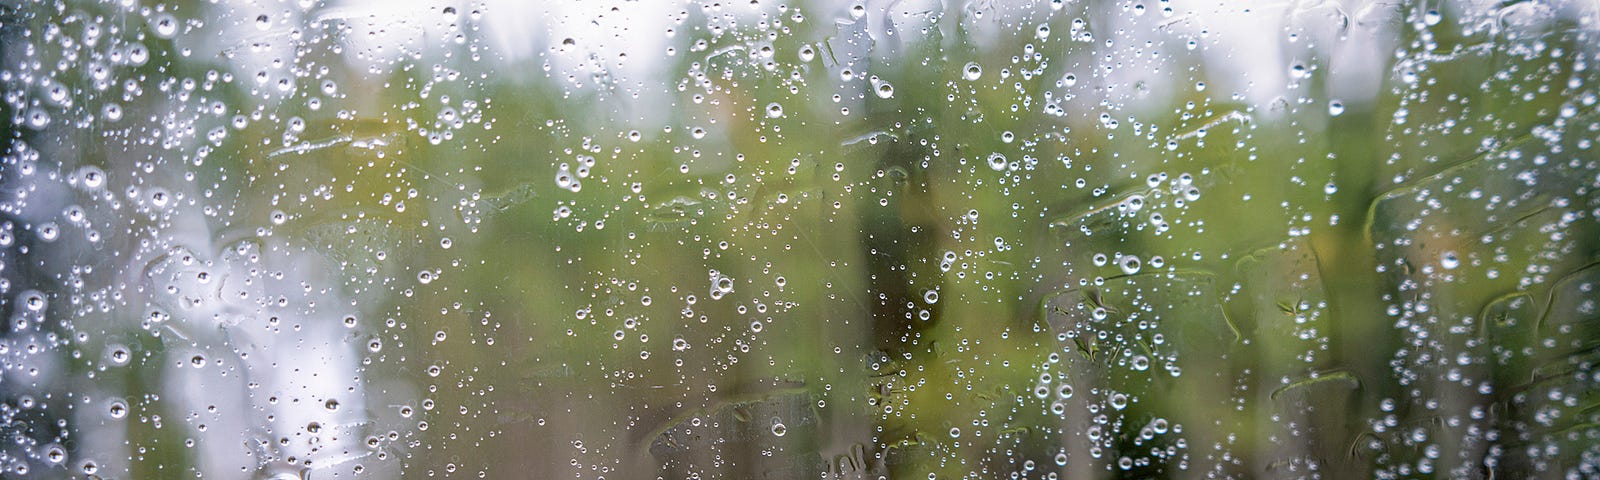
1440, 251, 1460, 270
874, 82, 894, 99
152, 13, 179, 38
963, 62, 982, 81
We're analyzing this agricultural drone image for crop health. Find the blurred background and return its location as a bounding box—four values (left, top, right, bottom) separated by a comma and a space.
2, 0, 1599, 478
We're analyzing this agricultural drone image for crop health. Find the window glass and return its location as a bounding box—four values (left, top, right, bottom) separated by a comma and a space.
2, 0, 1599, 478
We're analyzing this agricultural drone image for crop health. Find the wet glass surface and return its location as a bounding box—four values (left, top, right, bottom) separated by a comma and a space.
2, 0, 1600, 478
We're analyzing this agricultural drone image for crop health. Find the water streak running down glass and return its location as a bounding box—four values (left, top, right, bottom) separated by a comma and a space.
2, 0, 1599, 478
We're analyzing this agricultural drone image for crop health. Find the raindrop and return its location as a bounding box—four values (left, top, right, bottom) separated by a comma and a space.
149, 189, 171, 209
1118, 255, 1142, 275
1289, 62, 1309, 79
23, 291, 45, 311
875, 82, 894, 99
44, 444, 66, 465
26, 108, 50, 129
107, 344, 131, 366
77, 167, 105, 189
987, 153, 1008, 171
962, 62, 982, 81
1182, 186, 1201, 201
37, 223, 60, 242
152, 13, 179, 38
127, 43, 149, 65
1441, 251, 1460, 270
1122, 194, 1144, 212
108, 399, 128, 419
